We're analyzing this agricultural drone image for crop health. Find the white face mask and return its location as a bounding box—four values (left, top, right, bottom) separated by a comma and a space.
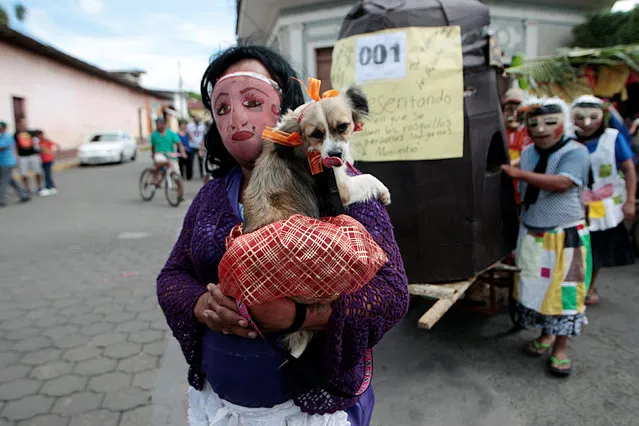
572, 107, 604, 138
527, 112, 565, 149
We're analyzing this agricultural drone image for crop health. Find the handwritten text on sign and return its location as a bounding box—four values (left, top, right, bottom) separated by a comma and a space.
331, 27, 464, 161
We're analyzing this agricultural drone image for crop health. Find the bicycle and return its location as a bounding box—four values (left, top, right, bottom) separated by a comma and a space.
139, 153, 184, 207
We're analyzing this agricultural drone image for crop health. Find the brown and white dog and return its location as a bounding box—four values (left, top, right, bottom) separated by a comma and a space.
242, 84, 390, 357
244, 85, 390, 232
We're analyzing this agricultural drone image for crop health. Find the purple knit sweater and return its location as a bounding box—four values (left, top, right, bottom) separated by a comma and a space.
156, 172, 409, 414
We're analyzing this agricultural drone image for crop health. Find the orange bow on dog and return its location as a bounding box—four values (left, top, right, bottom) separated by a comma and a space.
292, 77, 339, 101
261, 127, 303, 147
262, 127, 324, 175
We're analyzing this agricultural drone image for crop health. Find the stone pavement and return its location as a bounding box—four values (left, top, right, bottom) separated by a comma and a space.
1, 158, 638, 425
0, 158, 195, 425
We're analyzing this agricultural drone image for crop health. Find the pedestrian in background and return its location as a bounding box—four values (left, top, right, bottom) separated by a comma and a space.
14, 118, 43, 194
186, 115, 206, 180
35, 129, 61, 196
178, 121, 192, 179
0, 121, 30, 206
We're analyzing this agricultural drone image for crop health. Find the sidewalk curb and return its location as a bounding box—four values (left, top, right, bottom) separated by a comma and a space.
17, 143, 152, 178
53, 159, 80, 172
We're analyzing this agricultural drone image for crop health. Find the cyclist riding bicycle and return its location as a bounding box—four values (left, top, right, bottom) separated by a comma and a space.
150, 118, 186, 184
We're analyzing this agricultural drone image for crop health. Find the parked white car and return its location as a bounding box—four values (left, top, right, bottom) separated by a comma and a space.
78, 132, 137, 165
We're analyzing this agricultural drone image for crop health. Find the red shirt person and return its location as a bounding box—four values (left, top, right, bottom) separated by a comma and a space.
34, 130, 60, 196
502, 88, 532, 204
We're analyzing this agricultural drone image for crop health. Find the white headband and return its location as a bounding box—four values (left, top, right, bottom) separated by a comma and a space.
208, 71, 282, 98
572, 95, 603, 108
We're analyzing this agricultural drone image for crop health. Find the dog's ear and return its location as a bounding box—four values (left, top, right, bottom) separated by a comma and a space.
273, 108, 303, 158
345, 86, 368, 124
277, 108, 303, 134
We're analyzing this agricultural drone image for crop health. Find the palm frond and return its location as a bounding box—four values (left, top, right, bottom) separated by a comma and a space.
506, 57, 576, 83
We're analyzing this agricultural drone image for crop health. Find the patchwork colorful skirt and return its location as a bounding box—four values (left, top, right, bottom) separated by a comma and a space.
514, 221, 592, 336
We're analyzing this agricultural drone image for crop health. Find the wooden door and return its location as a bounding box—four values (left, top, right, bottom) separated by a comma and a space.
315, 47, 333, 91
12, 97, 25, 129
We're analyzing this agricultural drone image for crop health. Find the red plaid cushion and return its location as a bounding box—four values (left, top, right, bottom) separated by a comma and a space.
218, 214, 388, 305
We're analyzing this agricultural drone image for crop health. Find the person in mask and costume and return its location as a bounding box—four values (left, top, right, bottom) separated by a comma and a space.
156, 45, 408, 425
570, 95, 636, 306
502, 88, 532, 206
501, 97, 591, 377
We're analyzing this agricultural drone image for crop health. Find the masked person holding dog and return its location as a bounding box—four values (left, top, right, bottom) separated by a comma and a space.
570, 96, 636, 306
501, 98, 591, 377
156, 45, 409, 425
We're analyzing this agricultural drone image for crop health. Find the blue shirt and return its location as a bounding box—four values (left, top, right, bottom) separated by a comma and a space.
520, 141, 590, 230
608, 110, 634, 150
179, 132, 191, 153
583, 132, 635, 168
0, 132, 17, 167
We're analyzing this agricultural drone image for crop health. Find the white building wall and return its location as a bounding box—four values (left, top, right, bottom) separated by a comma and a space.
0, 41, 159, 149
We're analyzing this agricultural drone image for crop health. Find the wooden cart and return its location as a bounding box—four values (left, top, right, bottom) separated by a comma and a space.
408, 261, 519, 329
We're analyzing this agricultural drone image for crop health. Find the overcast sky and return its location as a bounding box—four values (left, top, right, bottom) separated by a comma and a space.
2, 0, 237, 91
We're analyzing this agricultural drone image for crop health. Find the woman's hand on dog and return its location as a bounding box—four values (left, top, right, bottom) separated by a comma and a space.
194, 284, 257, 339
194, 284, 335, 336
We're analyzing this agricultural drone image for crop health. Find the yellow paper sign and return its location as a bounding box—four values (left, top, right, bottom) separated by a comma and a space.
331, 26, 464, 161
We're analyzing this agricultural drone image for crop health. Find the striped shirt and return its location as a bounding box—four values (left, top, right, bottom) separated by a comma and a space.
519, 141, 590, 230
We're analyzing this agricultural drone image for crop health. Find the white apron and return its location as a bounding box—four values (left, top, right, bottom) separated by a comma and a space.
188, 383, 351, 426
585, 128, 626, 232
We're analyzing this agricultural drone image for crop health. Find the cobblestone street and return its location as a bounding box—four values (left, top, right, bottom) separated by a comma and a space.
1, 159, 638, 426
0, 159, 193, 425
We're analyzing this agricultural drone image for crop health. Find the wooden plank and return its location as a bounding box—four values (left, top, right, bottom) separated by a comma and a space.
491, 263, 520, 273
416, 281, 473, 329
409, 284, 457, 299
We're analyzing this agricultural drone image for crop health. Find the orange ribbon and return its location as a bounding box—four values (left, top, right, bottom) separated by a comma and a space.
261, 127, 324, 175
261, 127, 303, 147
292, 77, 339, 102
307, 150, 323, 175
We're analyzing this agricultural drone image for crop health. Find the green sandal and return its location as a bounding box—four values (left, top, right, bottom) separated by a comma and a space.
523, 339, 552, 357
549, 356, 572, 377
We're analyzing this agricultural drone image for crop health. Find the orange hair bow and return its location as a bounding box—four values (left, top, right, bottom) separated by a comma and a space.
262, 127, 302, 147
262, 127, 323, 175
292, 77, 339, 101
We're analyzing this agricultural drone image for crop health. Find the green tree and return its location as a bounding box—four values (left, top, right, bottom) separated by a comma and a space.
185, 91, 202, 101
0, 3, 27, 26
14, 3, 26, 21
572, 8, 639, 47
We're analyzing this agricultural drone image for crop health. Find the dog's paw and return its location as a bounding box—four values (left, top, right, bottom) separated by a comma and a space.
378, 186, 391, 205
